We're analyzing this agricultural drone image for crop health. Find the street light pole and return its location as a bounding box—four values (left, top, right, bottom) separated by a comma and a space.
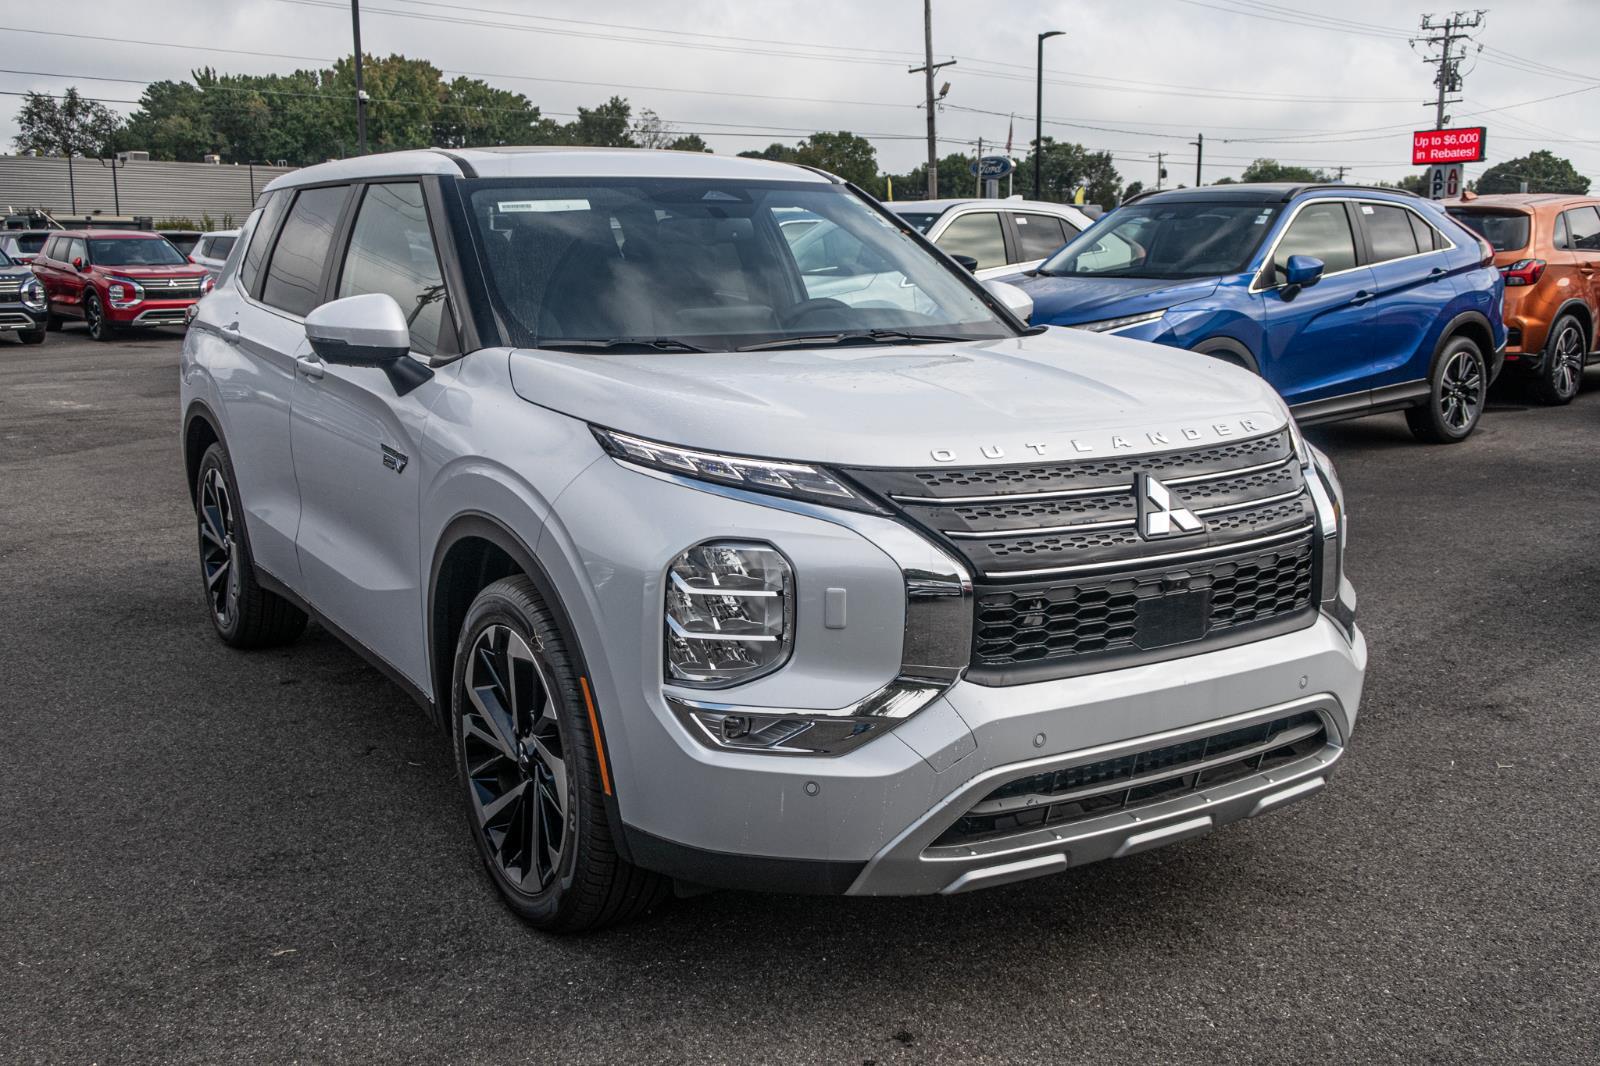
351, 0, 369, 155
1034, 31, 1064, 200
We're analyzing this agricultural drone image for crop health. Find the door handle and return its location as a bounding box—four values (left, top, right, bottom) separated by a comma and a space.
1348, 290, 1374, 305
218, 322, 242, 344
296, 355, 325, 380
1428, 267, 1446, 279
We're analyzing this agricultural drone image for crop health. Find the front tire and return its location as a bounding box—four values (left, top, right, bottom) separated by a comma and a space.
194, 442, 307, 647
84, 292, 114, 342
1407, 335, 1486, 444
18, 329, 45, 345
1530, 314, 1586, 406
451, 576, 666, 932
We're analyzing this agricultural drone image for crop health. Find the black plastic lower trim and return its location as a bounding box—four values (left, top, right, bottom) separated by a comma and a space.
622, 826, 864, 896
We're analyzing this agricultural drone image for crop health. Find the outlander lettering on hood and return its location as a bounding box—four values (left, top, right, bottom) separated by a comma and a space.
928, 417, 1272, 463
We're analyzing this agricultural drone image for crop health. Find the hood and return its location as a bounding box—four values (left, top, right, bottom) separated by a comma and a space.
0, 265, 34, 281
507, 330, 1287, 469
1014, 274, 1221, 326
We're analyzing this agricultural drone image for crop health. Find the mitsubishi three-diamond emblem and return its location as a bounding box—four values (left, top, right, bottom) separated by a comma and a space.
1137, 474, 1204, 539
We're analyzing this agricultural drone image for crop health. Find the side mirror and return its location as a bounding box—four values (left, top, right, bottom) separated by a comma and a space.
983, 279, 1034, 323
1280, 254, 1325, 296
950, 253, 979, 273
304, 293, 433, 394
72, 257, 86, 271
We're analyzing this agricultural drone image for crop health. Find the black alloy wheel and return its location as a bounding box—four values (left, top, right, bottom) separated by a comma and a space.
1408, 336, 1486, 444
198, 465, 241, 630
84, 292, 112, 342
1532, 315, 1586, 405
461, 623, 570, 894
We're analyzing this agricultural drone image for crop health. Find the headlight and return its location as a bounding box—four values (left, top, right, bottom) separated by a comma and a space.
593, 427, 877, 512
20, 277, 46, 312
1069, 309, 1167, 333
665, 542, 793, 687
202, 274, 216, 295
106, 276, 144, 309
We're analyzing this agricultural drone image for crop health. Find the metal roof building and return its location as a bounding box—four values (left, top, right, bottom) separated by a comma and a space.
0, 155, 297, 226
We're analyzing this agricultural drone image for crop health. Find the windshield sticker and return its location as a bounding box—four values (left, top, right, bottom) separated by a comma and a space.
1254, 211, 1271, 224
498, 199, 591, 213
1360, 204, 1375, 214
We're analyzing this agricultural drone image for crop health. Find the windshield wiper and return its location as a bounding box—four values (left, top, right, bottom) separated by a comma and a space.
735, 329, 978, 353
534, 337, 712, 354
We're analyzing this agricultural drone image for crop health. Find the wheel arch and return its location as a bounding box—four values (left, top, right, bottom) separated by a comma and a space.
182, 400, 223, 506
1548, 299, 1594, 353
1431, 309, 1498, 385
1190, 335, 1261, 375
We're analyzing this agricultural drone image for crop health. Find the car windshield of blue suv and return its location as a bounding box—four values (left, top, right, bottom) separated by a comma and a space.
463, 179, 1013, 352
87, 237, 189, 266
1037, 201, 1282, 280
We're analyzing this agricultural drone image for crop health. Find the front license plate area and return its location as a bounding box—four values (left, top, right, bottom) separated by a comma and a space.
1133, 589, 1211, 649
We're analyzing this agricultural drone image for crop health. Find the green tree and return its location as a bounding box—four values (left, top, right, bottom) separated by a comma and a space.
630, 108, 676, 150
13, 87, 123, 158
1477, 150, 1590, 194
1121, 179, 1145, 201
888, 152, 976, 200
795, 130, 879, 191
435, 76, 550, 148
1020, 138, 1121, 206
738, 142, 800, 163
563, 96, 633, 147
1239, 158, 1329, 183
668, 133, 710, 153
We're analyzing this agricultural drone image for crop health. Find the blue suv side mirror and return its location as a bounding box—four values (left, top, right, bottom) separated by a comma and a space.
1281, 255, 1325, 295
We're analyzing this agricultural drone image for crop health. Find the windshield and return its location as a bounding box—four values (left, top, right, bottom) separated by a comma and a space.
1039, 201, 1281, 279
464, 178, 1010, 351
88, 237, 188, 266
889, 210, 944, 234
1446, 209, 1530, 252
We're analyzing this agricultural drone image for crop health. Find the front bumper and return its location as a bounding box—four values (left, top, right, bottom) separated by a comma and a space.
0, 307, 46, 331
106, 299, 199, 327
622, 612, 1364, 897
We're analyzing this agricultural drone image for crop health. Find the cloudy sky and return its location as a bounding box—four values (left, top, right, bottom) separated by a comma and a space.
2, 0, 1596, 188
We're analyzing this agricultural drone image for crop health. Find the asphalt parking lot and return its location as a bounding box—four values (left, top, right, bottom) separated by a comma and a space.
3, 325, 1598, 1064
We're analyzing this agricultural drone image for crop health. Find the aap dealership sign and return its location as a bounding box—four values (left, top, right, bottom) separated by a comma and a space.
1412, 127, 1487, 166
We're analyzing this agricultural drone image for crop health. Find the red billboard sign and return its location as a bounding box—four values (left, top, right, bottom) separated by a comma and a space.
1412, 127, 1486, 165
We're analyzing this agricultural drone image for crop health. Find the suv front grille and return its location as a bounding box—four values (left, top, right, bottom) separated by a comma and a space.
844, 429, 1321, 684
141, 277, 203, 294
933, 709, 1328, 846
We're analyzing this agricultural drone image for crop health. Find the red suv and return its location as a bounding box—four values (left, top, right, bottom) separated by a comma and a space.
33, 230, 212, 341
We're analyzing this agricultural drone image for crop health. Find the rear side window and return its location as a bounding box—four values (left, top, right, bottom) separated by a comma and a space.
1273, 202, 1357, 280
262, 185, 349, 316
1013, 213, 1071, 260
936, 211, 1007, 269
240, 191, 290, 293
1566, 206, 1600, 252
337, 182, 456, 357
209, 236, 237, 260
1361, 204, 1421, 262
1448, 209, 1530, 253
1554, 213, 1571, 250
1407, 211, 1443, 252
42, 236, 62, 260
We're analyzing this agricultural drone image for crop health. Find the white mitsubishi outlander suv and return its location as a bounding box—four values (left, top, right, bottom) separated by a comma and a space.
180, 147, 1364, 931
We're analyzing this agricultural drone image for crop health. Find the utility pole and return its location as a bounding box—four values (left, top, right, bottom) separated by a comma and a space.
98, 154, 128, 215
1152, 151, 1165, 191
909, 0, 955, 199
1034, 30, 1064, 200
975, 136, 983, 197
1190, 133, 1204, 187
1415, 11, 1485, 129
351, 0, 369, 155
1335, 165, 1348, 182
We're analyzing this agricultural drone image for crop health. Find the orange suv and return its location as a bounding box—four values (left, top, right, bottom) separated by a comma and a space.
1446, 193, 1600, 404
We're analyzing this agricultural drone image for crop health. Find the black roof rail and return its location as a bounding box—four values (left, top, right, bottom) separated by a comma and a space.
1281, 183, 1421, 201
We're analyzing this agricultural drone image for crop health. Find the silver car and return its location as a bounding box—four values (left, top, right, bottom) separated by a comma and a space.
179, 148, 1363, 931
188, 229, 240, 279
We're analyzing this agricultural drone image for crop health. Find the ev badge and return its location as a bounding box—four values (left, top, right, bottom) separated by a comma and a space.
1137, 474, 1204, 539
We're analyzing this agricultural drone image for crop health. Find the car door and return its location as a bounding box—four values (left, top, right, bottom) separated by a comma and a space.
1259, 200, 1379, 406
60, 237, 91, 315
933, 210, 1010, 279
32, 236, 65, 308
1564, 205, 1600, 312
1350, 201, 1458, 388
219, 186, 328, 584
289, 180, 459, 688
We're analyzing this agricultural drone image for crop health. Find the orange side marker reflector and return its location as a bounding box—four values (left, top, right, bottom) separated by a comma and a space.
579, 676, 613, 796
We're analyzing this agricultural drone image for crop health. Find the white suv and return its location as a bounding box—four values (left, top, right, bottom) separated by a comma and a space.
181, 148, 1363, 931
885, 198, 1096, 279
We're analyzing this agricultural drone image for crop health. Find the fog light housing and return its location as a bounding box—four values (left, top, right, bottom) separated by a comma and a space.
665, 542, 793, 687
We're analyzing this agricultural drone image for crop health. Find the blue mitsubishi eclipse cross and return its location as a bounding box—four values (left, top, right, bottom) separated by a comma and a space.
1014, 184, 1506, 443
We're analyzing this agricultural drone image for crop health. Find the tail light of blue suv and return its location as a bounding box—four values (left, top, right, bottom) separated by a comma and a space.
1500, 259, 1546, 287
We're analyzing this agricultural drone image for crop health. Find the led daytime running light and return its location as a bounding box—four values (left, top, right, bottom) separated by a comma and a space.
1070, 309, 1167, 333
594, 427, 864, 508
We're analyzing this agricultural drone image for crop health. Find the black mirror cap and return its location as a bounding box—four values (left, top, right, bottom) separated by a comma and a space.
307, 336, 433, 396
950, 253, 979, 273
